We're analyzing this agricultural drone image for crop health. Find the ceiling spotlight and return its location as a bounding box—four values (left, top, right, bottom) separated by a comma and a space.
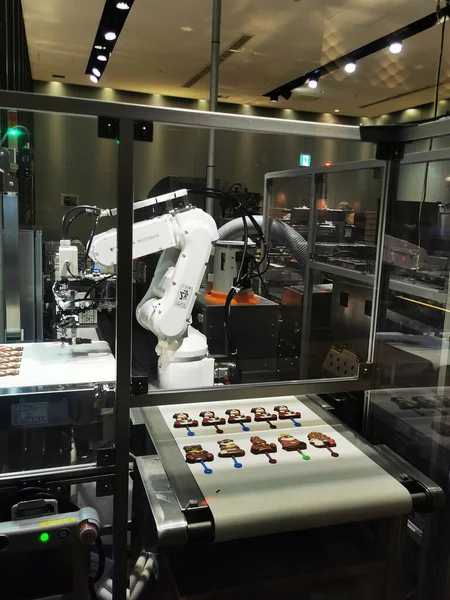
104, 31, 117, 41
90, 75, 99, 83
334, 109, 340, 113
270, 96, 279, 103
389, 42, 403, 54
307, 77, 319, 89
344, 62, 356, 74
94, 45, 106, 50
92, 67, 101, 77
116, 1, 130, 8
97, 54, 108, 61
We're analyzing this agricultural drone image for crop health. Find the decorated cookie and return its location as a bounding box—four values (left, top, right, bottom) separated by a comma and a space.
308, 431, 339, 457
274, 404, 301, 427
250, 436, 277, 464
217, 438, 245, 468
278, 433, 310, 460
199, 410, 226, 434
225, 408, 251, 431
251, 407, 277, 429
184, 444, 214, 474
173, 412, 198, 436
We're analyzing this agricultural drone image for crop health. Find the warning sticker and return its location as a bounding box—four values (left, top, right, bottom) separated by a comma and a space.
11, 402, 48, 427
174, 284, 193, 309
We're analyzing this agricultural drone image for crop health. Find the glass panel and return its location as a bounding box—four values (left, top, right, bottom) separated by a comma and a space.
367, 151, 450, 598
132, 125, 377, 390
0, 109, 118, 473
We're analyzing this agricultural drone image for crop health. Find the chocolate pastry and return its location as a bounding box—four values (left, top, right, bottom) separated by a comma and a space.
391, 396, 417, 410
225, 408, 251, 431
274, 405, 301, 427
173, 412, 198, 436
308, 431, 339, 457
251, 407, 277, 429
0, 369, 19, 377
217, 438, 245, 468
412, 395, 435, 410
250, 436, 277, 464
184, 445, 214, 474
278, 433, 310, 460
199, 410, 226, 434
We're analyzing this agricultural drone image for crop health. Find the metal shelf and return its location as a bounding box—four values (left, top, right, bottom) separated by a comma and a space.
390, 277, 448, 305
310, 260, 374, 285
310, 262, 449, 305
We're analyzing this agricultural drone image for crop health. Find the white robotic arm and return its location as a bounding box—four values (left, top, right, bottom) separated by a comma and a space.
89, 202, 219, 388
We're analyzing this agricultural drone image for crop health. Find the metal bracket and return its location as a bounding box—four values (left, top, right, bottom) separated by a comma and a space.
96, 478, 115, 498
357, 362, 372, 379
97, 447, 116, 467
375, 141, 405, 161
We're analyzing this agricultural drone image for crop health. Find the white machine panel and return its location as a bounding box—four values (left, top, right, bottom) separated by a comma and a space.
159, 396, 412, 543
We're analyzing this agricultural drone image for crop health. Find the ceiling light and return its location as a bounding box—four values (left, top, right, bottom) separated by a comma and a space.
307, 77, 319, 89
389, 42, 403, 54
90, 75, 99, 83
116, 2, 130, 8
94, 45, 105, 50
270, 96, 278, 103
97, 54, 108, 62
181, 26, 194, 32
92, 67, 101, 77
334, 109, 340, 113
344, 62, 356, 74
104, 31, 117, 41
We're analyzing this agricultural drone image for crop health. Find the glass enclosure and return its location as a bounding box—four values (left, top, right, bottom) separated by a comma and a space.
0, 110, 118, 475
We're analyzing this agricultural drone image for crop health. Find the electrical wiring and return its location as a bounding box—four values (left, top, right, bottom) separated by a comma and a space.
83, 275, 115, 300
84, 215, 100, 272
61, 205, 101, 240
416, 2, 448, 275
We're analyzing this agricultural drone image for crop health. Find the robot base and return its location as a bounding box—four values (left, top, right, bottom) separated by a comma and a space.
157, 326, 215, 389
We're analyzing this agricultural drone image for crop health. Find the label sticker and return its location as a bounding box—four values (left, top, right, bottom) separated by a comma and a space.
40, 516, 77, 528
11, 402, 48, 426
174, 284, 193, 309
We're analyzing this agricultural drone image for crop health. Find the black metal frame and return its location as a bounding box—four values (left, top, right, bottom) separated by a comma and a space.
1, 88, 449, 599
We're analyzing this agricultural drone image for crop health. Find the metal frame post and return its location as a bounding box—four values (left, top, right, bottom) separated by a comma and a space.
2, 193, 21, 339
205, 0, 222, 215
299, 174, 319, 379
112, 118, 134, 600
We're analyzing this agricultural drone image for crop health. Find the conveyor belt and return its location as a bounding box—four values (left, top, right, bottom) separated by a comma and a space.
148, 396, 412, 543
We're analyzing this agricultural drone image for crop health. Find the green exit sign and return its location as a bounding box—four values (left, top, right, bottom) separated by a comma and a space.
300, 154, 312, 167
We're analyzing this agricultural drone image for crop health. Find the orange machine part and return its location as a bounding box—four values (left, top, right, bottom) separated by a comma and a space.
204, 289, 261, 305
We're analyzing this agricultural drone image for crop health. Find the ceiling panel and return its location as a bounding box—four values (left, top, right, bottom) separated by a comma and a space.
21, 0, 446, 117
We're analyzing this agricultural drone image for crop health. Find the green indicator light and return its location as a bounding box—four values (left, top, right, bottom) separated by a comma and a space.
7, 128, 18, 137
39, 532, 50, 544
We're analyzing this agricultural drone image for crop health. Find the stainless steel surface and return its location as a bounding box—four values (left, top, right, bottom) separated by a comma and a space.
0, 462, 115, 489
113, 117, 134, 600
135, 455, 188, 550
310, 259, 374, 285
205, 0, 221, 216
140, 406, 207, 511
34, 230, 43, 340
400, 146, 450, 166
2, 194, 21, 339
132, 376, 373, 408
0, 90, 361, 140
0, 217, 4, 343
396, 118, 450, 143
299, 174, 318, 378
389, 277, 448, 304
19, 231, 37, 340
266, 159, 385, 180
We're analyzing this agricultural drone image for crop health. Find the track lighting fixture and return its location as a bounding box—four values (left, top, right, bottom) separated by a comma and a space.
344, 62, 357, 73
